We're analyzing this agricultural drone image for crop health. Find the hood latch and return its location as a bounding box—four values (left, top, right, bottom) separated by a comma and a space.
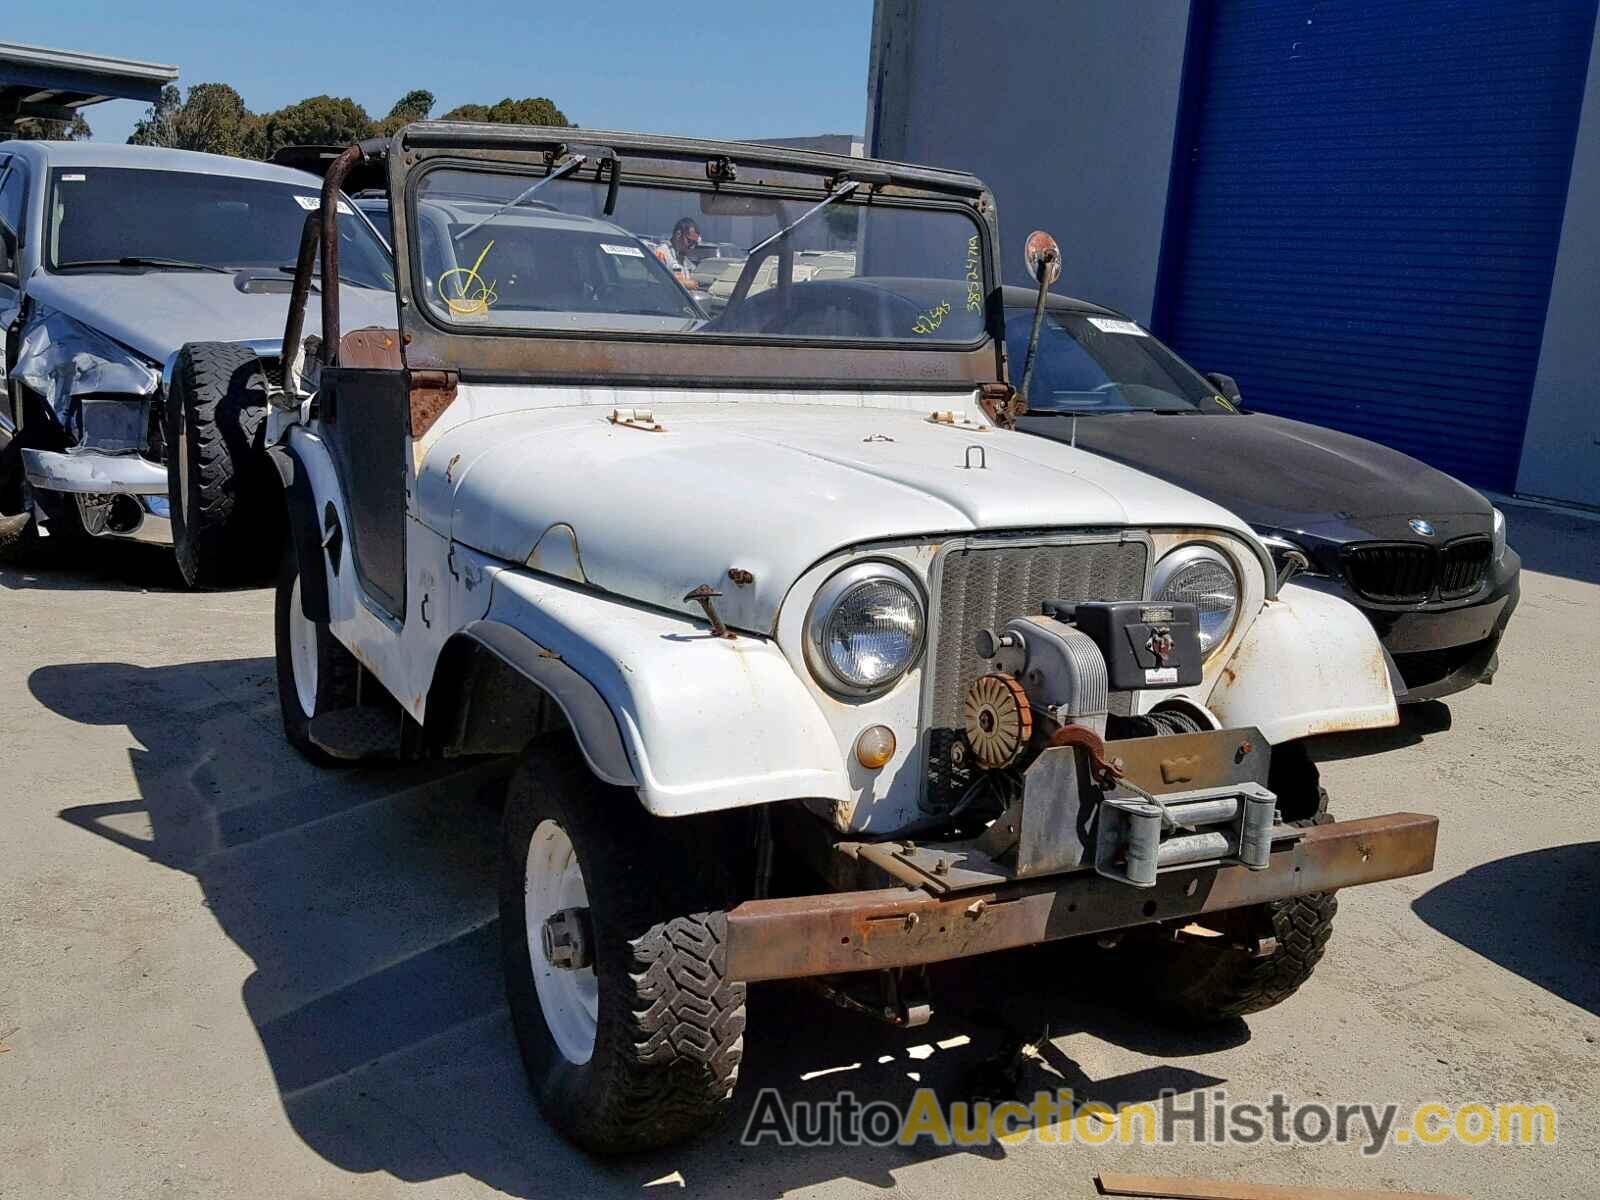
684, 585, 735, 639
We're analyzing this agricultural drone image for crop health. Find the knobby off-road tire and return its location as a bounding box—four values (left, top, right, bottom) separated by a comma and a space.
1129, 890, 1340, 1026
273, 545, 359, 764
1114, 813, 1338, 1027
165, 342, 278, 588
500, 742, 746, 1154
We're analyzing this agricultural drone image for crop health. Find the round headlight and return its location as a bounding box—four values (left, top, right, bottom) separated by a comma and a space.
805, 564, 925, 695
1152, 545, 1240, 658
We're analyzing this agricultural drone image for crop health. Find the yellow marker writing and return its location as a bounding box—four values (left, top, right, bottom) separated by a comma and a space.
439, 238, 499, 316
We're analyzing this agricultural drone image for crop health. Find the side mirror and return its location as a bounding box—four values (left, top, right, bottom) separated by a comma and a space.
1013, 230, 1064, 424
1023, 230, 1062, 285
1206, 372, 1242, 404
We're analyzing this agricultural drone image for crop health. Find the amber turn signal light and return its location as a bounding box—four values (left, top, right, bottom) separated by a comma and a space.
854, 725, 897, 769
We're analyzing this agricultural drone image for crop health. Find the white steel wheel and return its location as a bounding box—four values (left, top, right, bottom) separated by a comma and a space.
286, 575, 320, 719
525, 818, 599, 1065
499, 745, 747, 1153
274, 547, 359, 765
176, 422, 191, 529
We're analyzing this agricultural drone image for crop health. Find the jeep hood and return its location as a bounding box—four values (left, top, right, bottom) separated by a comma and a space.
419, 395, 1257, 634
24, 271, 398, 365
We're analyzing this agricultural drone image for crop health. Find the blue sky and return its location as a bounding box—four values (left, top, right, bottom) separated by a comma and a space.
12, 1, 873, 145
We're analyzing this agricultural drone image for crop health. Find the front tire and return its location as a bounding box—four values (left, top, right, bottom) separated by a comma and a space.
499, 743, 746, 1154
1109, 802, 1339, 1026
165, 342, 277, 588
274, 546, 359, 764
1119, 890, 1340, 1027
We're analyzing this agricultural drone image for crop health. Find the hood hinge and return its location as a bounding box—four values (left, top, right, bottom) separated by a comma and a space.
980, 381, 1022, 429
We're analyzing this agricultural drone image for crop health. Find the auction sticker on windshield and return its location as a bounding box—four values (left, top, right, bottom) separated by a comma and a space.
1088, 317, 1149, 336
601, 243, 646, 257
292, 194, 355, 215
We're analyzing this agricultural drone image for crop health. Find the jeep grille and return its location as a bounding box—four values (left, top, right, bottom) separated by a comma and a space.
922, 537, 1148, 813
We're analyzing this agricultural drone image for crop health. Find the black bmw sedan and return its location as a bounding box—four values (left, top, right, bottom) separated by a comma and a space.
1002, 287, 1520, 703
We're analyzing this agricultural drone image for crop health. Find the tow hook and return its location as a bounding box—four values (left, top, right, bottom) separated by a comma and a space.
541, 906, 595, 970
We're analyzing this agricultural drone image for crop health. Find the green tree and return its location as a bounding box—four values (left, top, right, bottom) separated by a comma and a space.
169, 83, 259, 156
373, 88, 434, 137
256, 94, 373, 159
439, 96, 571, 127
11, 112, 93, 141
127, 84, 182, 146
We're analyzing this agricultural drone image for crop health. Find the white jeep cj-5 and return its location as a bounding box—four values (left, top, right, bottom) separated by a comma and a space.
194, 124, 1437, 1152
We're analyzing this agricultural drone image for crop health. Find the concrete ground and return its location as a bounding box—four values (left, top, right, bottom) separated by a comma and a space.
1, 499, 1595, 1199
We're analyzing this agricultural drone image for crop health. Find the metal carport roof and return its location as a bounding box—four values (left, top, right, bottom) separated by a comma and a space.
1, 41, 177, 136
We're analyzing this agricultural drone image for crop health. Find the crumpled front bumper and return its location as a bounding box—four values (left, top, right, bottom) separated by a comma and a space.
21, 449, 173, 545
723, 812, 1438, 983
22, 448, 169, 495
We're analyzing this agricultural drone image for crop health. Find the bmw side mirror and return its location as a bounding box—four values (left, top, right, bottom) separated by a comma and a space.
1206, 372, 1242, 405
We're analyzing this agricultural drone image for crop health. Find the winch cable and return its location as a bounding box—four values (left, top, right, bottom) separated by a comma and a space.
1049, 723, 1184, 832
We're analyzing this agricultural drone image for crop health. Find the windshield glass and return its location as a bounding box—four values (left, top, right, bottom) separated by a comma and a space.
46, 167, 394, 290
1004, 307, 1232, 414
412, 166, 988, 343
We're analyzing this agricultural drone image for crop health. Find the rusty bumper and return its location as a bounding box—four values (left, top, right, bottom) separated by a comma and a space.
724, 812, 1437, 983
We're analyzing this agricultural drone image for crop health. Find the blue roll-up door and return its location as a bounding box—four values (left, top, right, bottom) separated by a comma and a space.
1153, 0, 1597, 491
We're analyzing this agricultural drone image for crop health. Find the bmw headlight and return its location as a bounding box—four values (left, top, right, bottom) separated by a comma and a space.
805, 563, 926, 695
1151, 545, 1241, 659
1492, 507, 1507, 563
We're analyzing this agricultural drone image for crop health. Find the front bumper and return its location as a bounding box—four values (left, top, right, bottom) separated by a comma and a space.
22, 447, 168, 495
22, 449, 174, 545
725, 812, 1437, 982
1295, 554, 1521, 702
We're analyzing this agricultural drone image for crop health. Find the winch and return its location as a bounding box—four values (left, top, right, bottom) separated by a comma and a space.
945, 600, 1291, 888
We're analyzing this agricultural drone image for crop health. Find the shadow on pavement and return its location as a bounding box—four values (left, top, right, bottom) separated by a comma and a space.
0, 535, 189, 593
1308, 699, 1452, 763
37, 656, 1231, 1198
1497, 499, 1600, 586
1413, 842, 1600, 1017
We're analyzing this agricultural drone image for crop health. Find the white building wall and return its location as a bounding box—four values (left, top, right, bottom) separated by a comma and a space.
866, 0, 1192, 321
1516, 15, 1600, 508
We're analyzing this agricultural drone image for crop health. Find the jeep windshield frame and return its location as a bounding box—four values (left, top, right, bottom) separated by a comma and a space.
379, 124, 1006, 392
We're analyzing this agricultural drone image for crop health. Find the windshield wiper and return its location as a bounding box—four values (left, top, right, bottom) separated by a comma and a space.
453, 155, 588, 243
747, 180, 861, 257
272, 264, 392, 291
55, 256, 234, 274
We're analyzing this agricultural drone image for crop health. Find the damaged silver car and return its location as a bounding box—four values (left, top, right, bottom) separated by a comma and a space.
0, 141, 392, 583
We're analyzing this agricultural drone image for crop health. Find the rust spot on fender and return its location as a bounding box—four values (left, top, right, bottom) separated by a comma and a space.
409, 369, 459, 439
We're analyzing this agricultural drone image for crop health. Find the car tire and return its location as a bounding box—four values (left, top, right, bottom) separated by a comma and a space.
273, 545, 359, 764
0, 437, 86, 558
165, 342, 278, 588
1122, 890, 1339, 1027
499, 740, 746, 1154
1108, 812, 1338, 1027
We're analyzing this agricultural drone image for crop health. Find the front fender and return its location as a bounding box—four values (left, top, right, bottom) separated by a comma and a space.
1207, 581, 1399, 744
266, 442, 329, 622
482, 566, 849, 816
